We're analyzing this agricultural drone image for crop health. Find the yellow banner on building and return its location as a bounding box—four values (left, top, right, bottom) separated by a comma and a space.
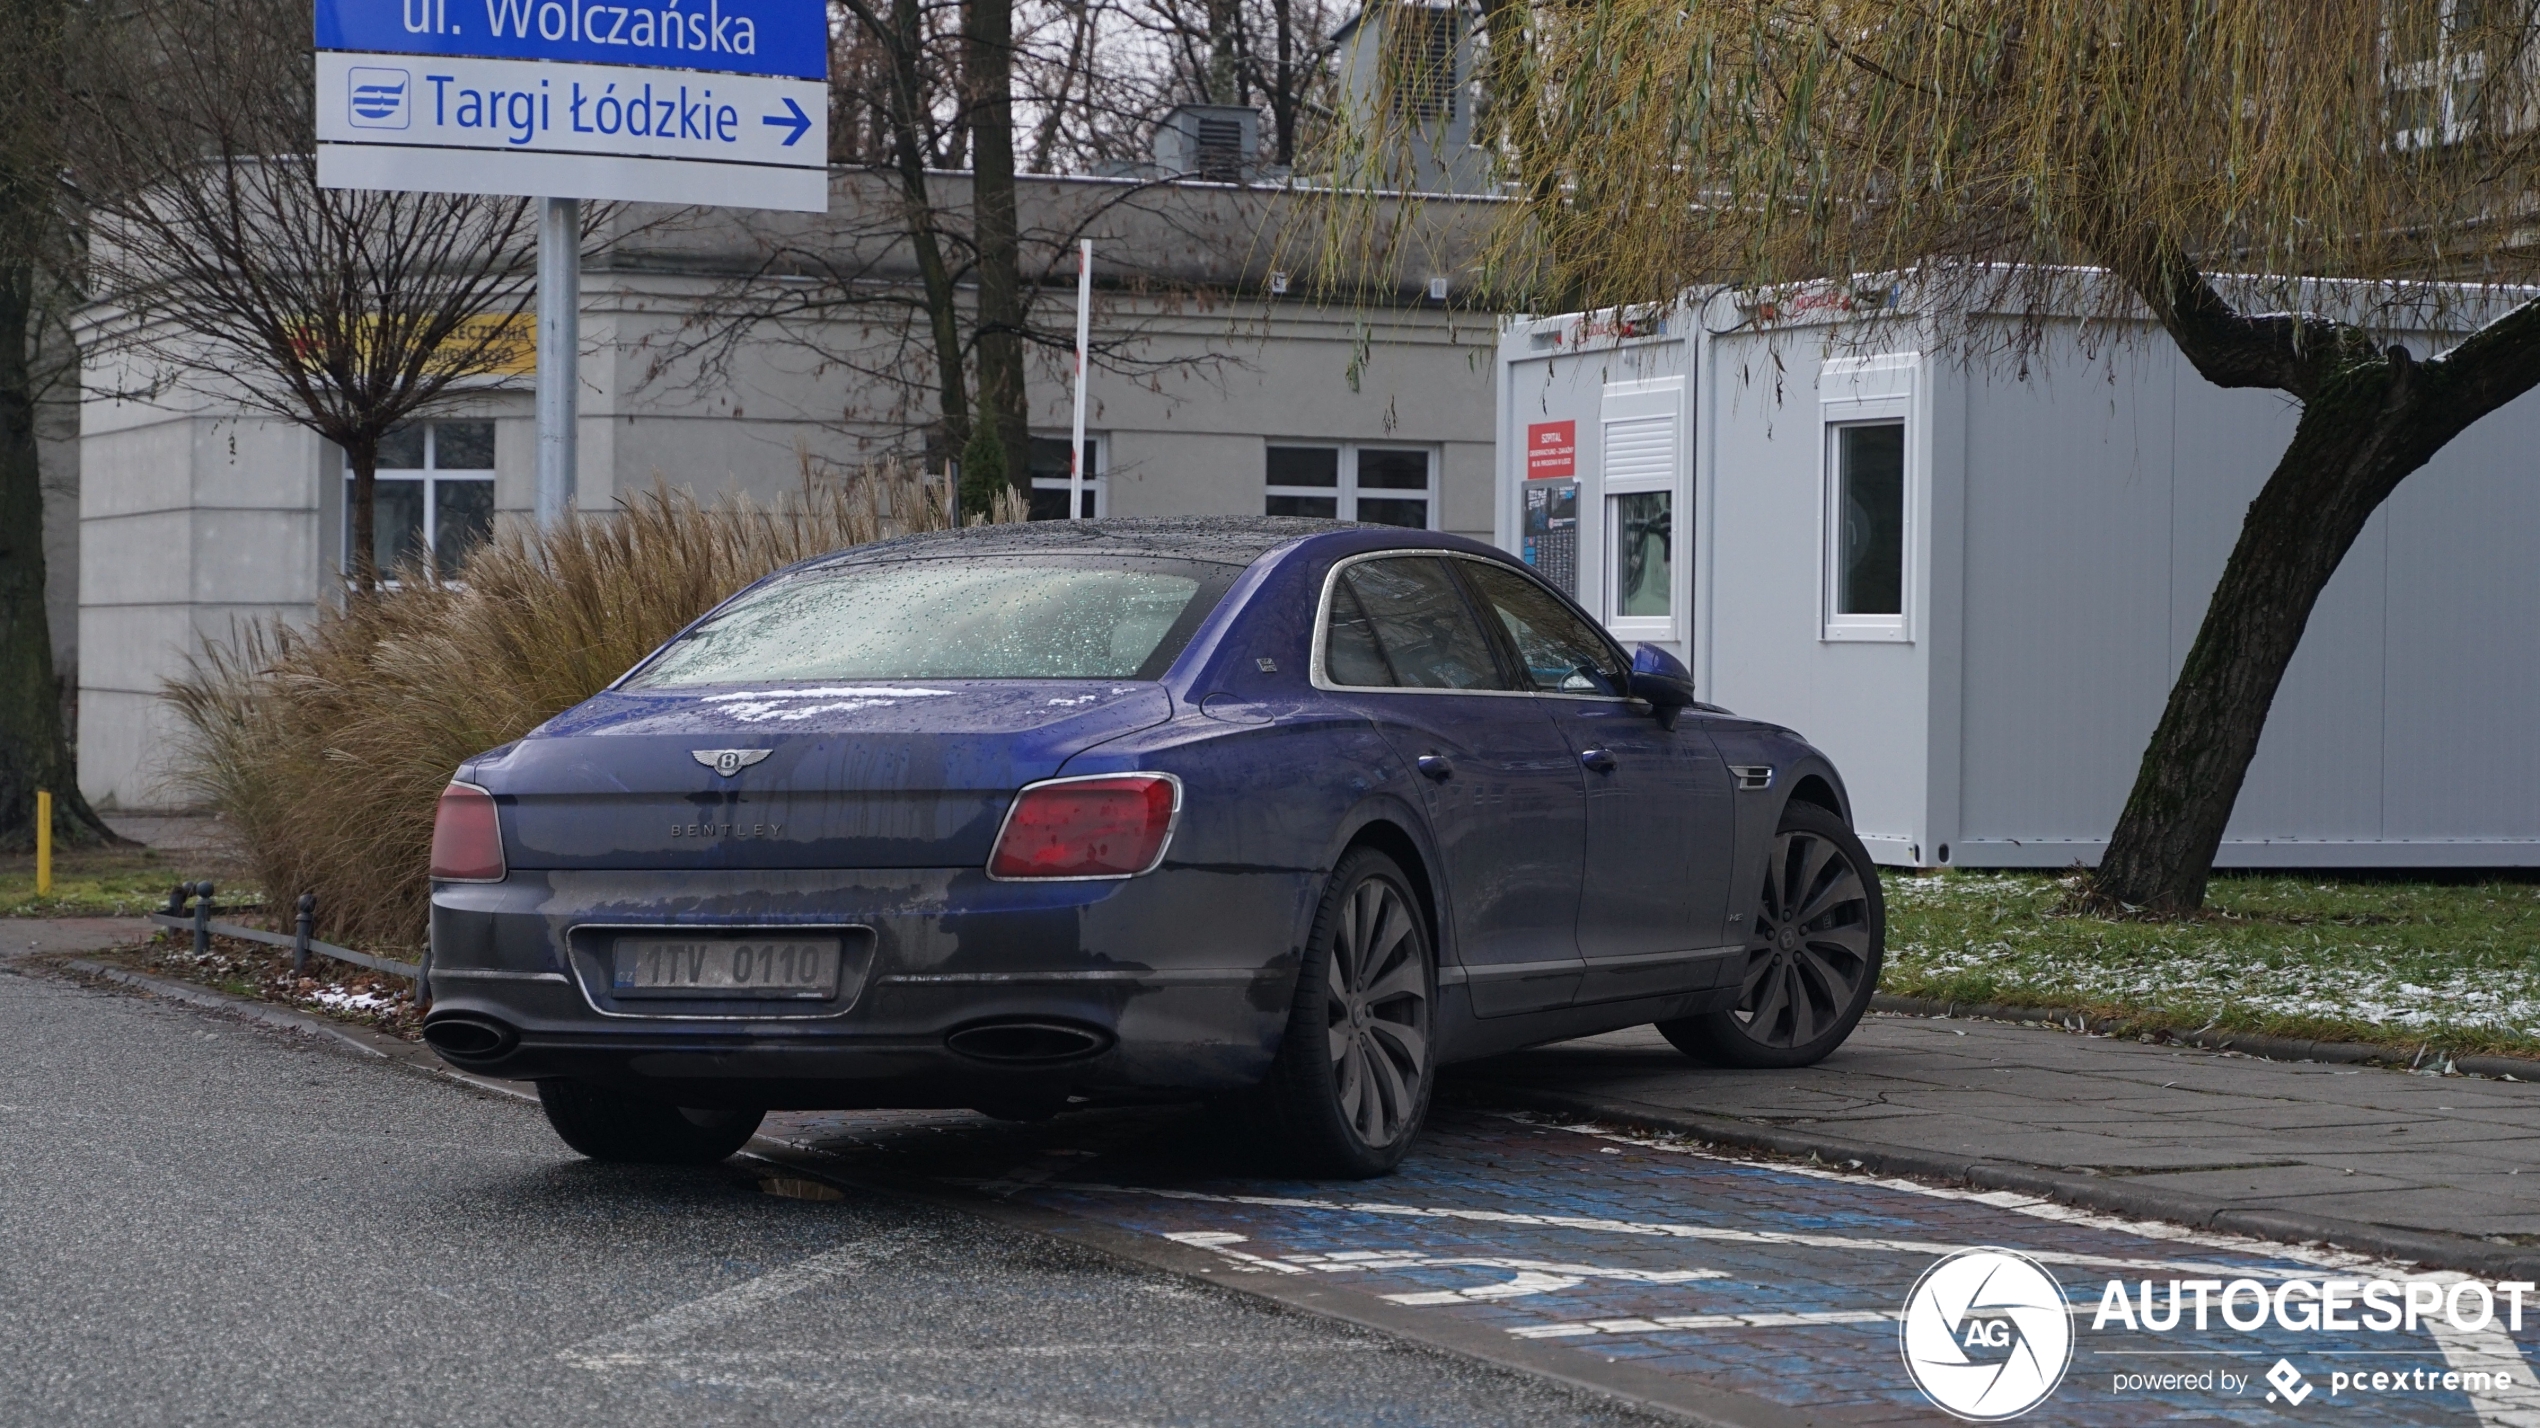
285, 313, 536, 377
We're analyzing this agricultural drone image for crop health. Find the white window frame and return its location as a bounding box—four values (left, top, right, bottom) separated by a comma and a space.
1819, 355, 1916, 643
1597, 377, 1683, 645
1027, 432, 1107, 518
2385, 0, 2491, 151
342, 420, 497, 585
1264, 442, 1439, 529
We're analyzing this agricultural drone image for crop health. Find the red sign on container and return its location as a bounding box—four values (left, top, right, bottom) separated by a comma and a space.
1526, 420, 1576, 479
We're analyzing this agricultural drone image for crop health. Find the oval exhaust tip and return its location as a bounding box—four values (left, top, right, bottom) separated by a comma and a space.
945, 1020, 1112, 1064
423, 1015, 518, 1061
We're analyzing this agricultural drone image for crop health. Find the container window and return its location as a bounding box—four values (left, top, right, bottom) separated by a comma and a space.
1833, 423, 1904, 617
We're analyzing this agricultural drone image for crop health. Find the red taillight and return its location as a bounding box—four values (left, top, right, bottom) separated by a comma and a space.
988, 775, 1180, 880
430, 783, 507, 882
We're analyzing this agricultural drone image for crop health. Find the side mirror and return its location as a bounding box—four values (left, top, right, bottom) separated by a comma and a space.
1628, 643, 1698, 730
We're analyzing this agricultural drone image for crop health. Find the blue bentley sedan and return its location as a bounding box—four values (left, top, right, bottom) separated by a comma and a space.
422, 518, 1881, 1176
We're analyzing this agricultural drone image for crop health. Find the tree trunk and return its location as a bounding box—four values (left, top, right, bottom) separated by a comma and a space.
0, 259, 118, 849
2093, 369, 2420, 912
963, 0, 1030, 505
1207, 0, 1243, 105
346, 434, 380, 594
876, 0, 971, 470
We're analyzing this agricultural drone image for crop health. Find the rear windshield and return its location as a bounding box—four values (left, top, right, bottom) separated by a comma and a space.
623, 555, 1236, 687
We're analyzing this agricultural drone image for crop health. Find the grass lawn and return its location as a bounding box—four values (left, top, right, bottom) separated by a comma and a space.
1883, 871, 2540, 1060
1, 842, 257, 919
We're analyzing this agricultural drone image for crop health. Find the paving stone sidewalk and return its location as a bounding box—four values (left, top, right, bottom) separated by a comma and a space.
1460, 1014, 2540, 1247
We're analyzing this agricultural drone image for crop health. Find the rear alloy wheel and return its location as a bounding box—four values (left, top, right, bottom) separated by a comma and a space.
536, 1081, 766, 1165
1659, 802, 1884, 1068
1260, 847, 1434, 1177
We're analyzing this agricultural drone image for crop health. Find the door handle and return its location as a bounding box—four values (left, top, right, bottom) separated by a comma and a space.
1416, 754, 1455, 781
1579, 748, 1617, 773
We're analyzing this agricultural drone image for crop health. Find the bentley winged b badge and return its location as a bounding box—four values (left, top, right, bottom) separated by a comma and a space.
693, 748, 775, 778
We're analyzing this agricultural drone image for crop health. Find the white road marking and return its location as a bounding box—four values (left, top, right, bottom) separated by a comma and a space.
1511, 1310, 1899, 1339
1162, 1231, 1724, 1305
1013, 1179, 2345, 1280
2421, 1273, 2540, 1428
559, 1233, 913, 1368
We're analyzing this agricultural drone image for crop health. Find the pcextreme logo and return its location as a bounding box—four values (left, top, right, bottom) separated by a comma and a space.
1900, 1248, 2075, 1421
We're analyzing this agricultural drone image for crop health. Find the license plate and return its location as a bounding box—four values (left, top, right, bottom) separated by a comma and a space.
610, 936, 841, 998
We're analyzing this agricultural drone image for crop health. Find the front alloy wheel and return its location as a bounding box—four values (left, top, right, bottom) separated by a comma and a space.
1659, 802, 1883, 1068
1260, 847, 1434, 1176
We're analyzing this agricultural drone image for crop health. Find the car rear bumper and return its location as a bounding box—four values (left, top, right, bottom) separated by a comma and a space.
424, 865, 1311, 1106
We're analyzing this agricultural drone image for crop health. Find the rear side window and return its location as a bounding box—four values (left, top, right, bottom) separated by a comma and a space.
1458, 561, 1628, 696
625, 556, 1231, 685
1321, 556, 1502, 690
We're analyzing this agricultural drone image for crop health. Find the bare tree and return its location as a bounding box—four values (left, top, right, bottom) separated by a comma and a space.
67, 0, 543, 593
0, 0, 120, 850
1336, 0, 2540, 912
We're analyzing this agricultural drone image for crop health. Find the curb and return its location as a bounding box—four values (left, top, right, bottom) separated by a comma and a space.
56, 957, 534, 1104
1869, 993, 2540, 1081
1459, 1083, 2540, 1284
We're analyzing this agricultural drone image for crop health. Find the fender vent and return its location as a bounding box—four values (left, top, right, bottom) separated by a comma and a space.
1728, 764, 1776, 791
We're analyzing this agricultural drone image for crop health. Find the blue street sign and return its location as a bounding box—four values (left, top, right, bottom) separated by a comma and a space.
314, 0, 828, 210
314, 0, 826, 80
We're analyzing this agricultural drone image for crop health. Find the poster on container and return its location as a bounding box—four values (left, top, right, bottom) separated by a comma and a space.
313, 0, 829, 211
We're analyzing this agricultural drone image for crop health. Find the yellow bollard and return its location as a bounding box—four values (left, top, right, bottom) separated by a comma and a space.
35, 789, 52, 896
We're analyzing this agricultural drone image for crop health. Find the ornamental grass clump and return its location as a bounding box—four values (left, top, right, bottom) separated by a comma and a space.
162, 464, 999, 950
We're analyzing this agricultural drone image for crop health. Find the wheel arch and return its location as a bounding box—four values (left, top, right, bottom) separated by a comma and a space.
1336, 817, 1442, 960
1784, 772, 1845, 822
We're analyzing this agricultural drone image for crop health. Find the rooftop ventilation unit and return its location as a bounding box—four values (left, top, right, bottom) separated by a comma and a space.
1153, 104, 1262, 183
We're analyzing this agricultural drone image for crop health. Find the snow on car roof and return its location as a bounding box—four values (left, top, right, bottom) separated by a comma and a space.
812, 516, 1357, 569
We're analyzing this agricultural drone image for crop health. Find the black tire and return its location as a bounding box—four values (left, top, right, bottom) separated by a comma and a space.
536, 1081, 766, 1165
1257, 846, 1436, 1178
1658, 801, 1884, 1069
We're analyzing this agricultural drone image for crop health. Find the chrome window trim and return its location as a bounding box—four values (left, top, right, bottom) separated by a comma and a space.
560, 922, 877, 1022
983, 770, 1186, 882
1308, 548, 1634, 703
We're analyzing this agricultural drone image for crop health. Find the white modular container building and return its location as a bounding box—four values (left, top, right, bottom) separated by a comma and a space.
1496, 286, 2540, 869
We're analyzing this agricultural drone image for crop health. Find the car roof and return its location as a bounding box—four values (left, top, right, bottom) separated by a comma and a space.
804, 516, 1490, 570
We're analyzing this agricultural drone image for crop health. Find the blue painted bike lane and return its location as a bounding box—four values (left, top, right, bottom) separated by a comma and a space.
769, 1104, 2540, 1426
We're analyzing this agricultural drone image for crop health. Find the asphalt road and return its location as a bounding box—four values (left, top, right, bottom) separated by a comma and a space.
0, 961, 1660, 1428
9, 953, 2540, 1428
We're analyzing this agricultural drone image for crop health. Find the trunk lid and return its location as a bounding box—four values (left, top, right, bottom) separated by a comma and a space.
473, 680, 1171, 870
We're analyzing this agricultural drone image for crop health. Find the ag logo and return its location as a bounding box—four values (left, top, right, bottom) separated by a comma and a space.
1900, 1248, 2074, 1421
692, 748, 774, 777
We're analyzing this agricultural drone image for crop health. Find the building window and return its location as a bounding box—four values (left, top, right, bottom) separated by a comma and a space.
1382, 4, 1459, 121
1610, 491, 1672, 618
1826, 420, 1906, 634
1265, 444, 1435, 528
2386, 0, 2493, 150
1597, 395, 1678, 634
1026, 435, 1104, 520
345, 420, 495, 581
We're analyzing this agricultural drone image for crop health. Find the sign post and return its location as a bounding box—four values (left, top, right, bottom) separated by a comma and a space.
1069, 241, 1091, 520
535, 197, 578, 527
314, 0, 829, 527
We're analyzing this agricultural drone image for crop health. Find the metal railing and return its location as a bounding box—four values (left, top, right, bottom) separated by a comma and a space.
149, 883, 423, 985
